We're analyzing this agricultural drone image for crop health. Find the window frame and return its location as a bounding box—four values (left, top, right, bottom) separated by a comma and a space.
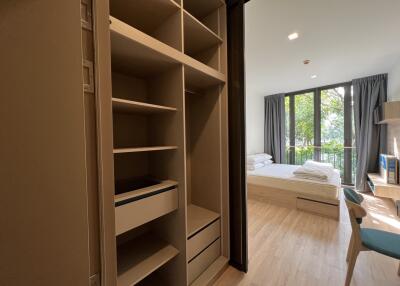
285, 81, 354, 185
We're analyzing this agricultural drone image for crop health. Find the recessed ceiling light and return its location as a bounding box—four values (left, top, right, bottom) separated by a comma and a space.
288, 32, 299, 40
311, 75, 317, 79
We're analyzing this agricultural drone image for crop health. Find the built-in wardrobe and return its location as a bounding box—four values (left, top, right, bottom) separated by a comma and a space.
95, 0, 230, 285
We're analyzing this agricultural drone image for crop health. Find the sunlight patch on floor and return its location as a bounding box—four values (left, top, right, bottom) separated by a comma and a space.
369, 212, 400, 230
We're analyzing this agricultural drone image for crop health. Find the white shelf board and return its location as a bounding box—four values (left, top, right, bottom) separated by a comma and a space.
112, 98, 177, 114
184, 10, 222, 55
113, 146, 178, 154
117, 233, 179, 286
187, 204, 220, 238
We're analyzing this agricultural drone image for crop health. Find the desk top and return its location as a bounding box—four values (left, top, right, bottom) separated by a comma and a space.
367, 173, 400, 200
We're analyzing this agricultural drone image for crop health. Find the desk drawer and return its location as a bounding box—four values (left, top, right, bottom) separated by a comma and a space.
188, 238, 220, 284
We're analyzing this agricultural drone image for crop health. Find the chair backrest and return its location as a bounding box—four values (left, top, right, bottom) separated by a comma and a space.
343, 189, 367, 240
343, 188, 364, 204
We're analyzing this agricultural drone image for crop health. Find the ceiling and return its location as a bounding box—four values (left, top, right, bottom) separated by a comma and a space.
245, 0, 400, 97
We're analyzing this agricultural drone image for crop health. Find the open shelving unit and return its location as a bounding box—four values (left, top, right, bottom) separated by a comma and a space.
98, 0, 229, 285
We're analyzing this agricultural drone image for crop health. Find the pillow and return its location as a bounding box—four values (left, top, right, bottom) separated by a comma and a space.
247, 162, 265, 171
247, 153, 272, 164
264, 159, 273, 165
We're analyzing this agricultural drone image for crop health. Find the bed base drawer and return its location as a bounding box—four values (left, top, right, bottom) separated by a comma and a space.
296, 197, 339, 220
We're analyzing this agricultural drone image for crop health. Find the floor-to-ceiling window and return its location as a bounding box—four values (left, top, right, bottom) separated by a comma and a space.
285, 82, 355, 185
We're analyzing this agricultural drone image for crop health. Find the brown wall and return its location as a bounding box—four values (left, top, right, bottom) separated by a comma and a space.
0, 1, 90, 285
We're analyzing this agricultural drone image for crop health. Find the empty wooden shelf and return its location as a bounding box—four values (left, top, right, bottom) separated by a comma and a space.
110, 0, 181, 50
110, 16, 225, 85
112, 98, 177, 114
183, 0, 224, 20
117, 233, 179, 286
110, 16, 181, 77
110, 0, 180, 34
184, 65, 223, 91
183, 10, 222, 55
187, 204, 220, 238
113, 146, 178, 154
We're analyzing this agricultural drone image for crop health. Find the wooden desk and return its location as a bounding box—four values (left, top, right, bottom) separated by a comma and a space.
367, 173, 400, 201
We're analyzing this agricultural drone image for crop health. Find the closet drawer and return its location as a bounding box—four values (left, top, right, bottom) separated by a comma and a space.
188, 238, 220, 284
115, 188, 178, 235
187, 219, 220, 261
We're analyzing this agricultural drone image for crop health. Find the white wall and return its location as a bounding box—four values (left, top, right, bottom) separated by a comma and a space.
387, 59, 400, 158
388, 59, 400, 101
246, 95, 264, 155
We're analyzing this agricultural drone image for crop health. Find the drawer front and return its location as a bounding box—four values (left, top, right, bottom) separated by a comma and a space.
188, 219, 220, 261
115, 188, 178, 235
296, 197, 339, 219
188, 238, 220, 284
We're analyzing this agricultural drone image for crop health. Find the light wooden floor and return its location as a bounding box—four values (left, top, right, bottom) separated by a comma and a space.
214, 192, 400, 286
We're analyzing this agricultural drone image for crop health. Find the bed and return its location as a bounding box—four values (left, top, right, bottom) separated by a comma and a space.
247, 164, 341, 219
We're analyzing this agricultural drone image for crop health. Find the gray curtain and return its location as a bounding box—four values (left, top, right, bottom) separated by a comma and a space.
264, 94, 285, 163
353, 74, 387, 191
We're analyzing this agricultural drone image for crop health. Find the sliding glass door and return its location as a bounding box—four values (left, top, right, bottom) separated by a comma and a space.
285, 83, 355, 185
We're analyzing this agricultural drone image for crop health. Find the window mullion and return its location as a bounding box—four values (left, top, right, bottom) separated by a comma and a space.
314, 88, 321, 161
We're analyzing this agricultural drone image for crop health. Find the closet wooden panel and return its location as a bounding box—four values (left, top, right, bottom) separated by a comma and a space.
93, 0, 118, 284
0, 1, 91, 285
218, 5, 230, 259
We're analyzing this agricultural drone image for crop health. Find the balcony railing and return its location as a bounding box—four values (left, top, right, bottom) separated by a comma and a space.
285, 146, 356, 185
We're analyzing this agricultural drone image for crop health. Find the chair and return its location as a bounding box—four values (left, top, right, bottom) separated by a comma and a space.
343, 188, 400, 286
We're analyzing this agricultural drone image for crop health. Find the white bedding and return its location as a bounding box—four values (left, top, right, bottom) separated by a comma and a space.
247, 164, 341, 200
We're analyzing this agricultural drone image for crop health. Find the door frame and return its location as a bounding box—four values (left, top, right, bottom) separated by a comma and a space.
227, 0, 248, 273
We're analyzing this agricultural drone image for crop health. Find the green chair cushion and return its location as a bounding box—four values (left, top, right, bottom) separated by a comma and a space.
361, 228, 400, 259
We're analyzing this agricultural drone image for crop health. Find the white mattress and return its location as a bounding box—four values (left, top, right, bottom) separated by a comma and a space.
247, 164, 341, 200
